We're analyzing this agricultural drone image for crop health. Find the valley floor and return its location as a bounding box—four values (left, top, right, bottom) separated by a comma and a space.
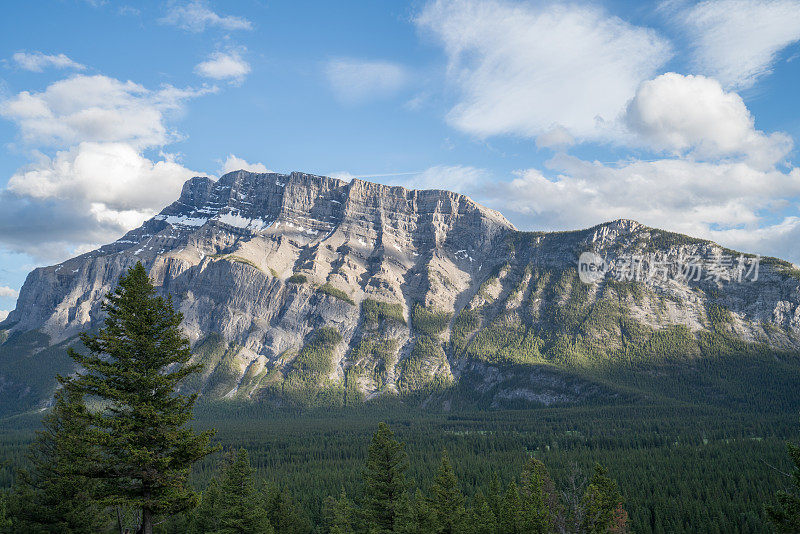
3, 400, 796, 533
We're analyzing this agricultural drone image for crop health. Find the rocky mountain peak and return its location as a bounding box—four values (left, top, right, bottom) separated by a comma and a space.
1, 171, 799, 413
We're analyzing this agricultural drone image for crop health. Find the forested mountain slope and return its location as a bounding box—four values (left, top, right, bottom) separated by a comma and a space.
1, 170, 799, 415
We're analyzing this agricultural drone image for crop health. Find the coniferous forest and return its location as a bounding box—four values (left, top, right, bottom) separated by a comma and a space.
0, 264, 799, 533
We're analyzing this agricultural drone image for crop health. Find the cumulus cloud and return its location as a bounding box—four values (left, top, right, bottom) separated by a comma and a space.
0, 311, 9, 321
0, 286, 19, 298
476, 154, 800, 262
12, 51, 85, 72
0, 143, 203, 261
415, 0, 672, 140
195, 51, 251, 84
705, 216, 800, 262
0, 75, 212, 262
220, 154, 271, 174
625, 73, 793, 168
160, 1, 252, 32
679, 0, 800, 88
325, 58, 409, 104
0, 74, 214, 149
0, 191, 131, 261
8, 142, 198, 213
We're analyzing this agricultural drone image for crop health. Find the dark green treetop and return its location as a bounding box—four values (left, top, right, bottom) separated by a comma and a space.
363, 422, 409, 533
8, 387, 106, 533
429, 449, 465, 534
216, 449, 274, 534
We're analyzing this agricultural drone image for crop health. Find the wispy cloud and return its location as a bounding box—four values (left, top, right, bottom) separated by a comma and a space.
415, 0, 672, 142
13, 51, 85, 72
678, 0, 800, 88
325, 58, 409, 104
160, 1, 252, 32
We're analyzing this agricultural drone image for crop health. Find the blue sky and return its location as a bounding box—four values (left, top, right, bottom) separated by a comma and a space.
1, 0, 799, 316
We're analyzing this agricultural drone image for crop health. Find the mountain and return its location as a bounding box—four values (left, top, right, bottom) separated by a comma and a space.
2, 170, 800, 415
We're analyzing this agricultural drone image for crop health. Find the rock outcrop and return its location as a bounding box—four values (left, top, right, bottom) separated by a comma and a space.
2, 170, 799, 413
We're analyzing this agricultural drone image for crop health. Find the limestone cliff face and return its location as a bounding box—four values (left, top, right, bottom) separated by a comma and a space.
2, 171, 799, 411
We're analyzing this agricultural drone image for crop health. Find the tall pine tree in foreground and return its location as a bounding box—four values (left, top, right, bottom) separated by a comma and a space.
363, 422, 409, 533
8, 386, 105, 533
66, 262, 215, 534
768, 437, 800, 533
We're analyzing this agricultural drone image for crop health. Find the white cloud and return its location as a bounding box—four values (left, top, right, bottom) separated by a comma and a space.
0, 311, 9, 322
705, 216, 800, 261
478, 154, 800, 262
0, 286, 19, 298
220, 154, 271, 175
625, 73, 792, 168
679, 0, 800, 88
415, 0, 672, 140
13, 52, 85, 72
536, 125, 576, 151
0, 74, 214, 149
8, 142, 199, 213
195, 51, 251, 84
325, 58, 409, 104
160, 1, 252, 32
0, 74, 213, 261
0, 142, 203, 261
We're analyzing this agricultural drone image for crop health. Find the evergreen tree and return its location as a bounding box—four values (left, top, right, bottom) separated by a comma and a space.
9, 386, 106, 533
395, 489, 435, 534
0, 491, 9, 533
467, 491, 497, 534
429, 449, 465, 534
519, 458, 555, 534
265, 486, 312, 534
65, 262, 216, 534
498, 482, 521, 534
581, 464, 624, 534
0, 490, 13, 534
217, 449, 273, 534
767, 439, 800, 533
363, 422, 409, 533
324, 488, 354, 534
487, 473, 503, 524
188, 478, 222, 534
